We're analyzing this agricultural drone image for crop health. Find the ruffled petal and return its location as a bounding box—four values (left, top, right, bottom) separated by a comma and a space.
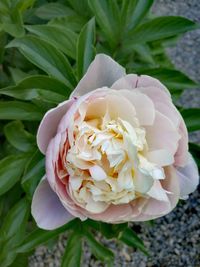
71, 54, 126, 97
176, 153, 199, 198
31, 177, 73, 230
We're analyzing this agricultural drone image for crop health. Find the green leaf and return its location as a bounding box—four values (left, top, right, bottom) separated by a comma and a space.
0, 155, 28, 196
9, 67, 30, 84
21, 150, 45, 199
100, 222, 128, 239
119, 227, 149, 256
0, 198, 29, 241
0, 199, 29, 266
85, 230, 114, 263
10, 253, 29, 267
16, 219, 77, 253
7, 36, 76, 88
189, 143, 200, 169
88, 0, 120, 48
125, 16, 198, 45
181, 108, 200, 132
35, 3, 75, 20
49, 15, 86, 32
136, 68, 198, 91
0, 31, 6, 63
26, 25, 77, 59
61, 231, 82, 267
0, 75, 70, 103
127, 0, 154, 30
77, 17, 95, 80
0, 101, 43, 121
4, 121, 35, 152
0, 8, 25, 37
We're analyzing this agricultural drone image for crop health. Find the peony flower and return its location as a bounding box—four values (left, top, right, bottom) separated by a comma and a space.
32, 54, 199, 230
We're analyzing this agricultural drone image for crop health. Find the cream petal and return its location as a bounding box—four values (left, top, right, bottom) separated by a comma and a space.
89, 165, 107, 181
31, 177, 73, 230
85, 198, 109, 213
147, 180, 169, 201
71, 54, 126, 97
146, 149, 174, 166
134, 170, 154, 194
37, 99, 75, 154
176, 153, 199, 198
145, 111, 180, 156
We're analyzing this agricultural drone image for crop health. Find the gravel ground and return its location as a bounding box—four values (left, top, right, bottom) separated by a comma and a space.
29, 1, 200, 266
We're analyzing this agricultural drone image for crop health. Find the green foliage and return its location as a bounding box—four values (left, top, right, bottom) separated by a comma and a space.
0, 0, 199, 266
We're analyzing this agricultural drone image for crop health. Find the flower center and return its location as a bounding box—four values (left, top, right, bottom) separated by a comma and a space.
66, 110, 165, 213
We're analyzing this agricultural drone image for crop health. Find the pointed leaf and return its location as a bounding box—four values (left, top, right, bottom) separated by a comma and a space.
0, 75, 69, 103
77, 18, 95, 80
181, 108, 200, 132
85, 230, 114, 263
21, 150, 45, 199
7, 36, 76, 88
26, 25, 77, 59
0, 101, 43, 121
4, 121, 35, 152
119, 227, 149, 255
61, 231, 82, 267
0, 155, 28, 196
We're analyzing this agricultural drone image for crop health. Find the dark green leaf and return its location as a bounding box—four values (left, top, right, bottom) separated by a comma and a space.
16, 219, 77, 253
49, 15, 86, 32
4, 121, 35, 152
126, 16, 198, 45
122, 0, 154, 30
119, 227, 149, 255
0, 155, 28, 196
189, 143, 200, 169
181, 108, 200, 132
88, 0, 120, 48
0, 75, 70, 103
100, 223, 128, 239
77, 18, 95, 80
10, 253, 29, 267
21, 149, 45, 199
61, 231, 82, 267
35, 3, 75, 20
0, 199, 29, 266
9, 67, 30, 84
0, 101, 43, 121
26, 25, 77, 59
0, 8, 25, 37
7, 36, 76, 88
85, 230, 114, 263
0, 198, 29, 240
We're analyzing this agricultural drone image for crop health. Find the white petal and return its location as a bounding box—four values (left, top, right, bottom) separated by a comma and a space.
146, 149, 174, 166
147, 180, 169, 201
89, 165, 107, 181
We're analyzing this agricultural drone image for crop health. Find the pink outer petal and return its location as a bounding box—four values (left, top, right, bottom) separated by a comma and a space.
31, 176, 73, 230
37, 99, 75, 154
71, 54, 126, 98
119, 89, 155, 126
176, 153, 199, 198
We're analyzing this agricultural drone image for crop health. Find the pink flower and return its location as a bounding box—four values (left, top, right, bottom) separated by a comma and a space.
32, 54, 199, 230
